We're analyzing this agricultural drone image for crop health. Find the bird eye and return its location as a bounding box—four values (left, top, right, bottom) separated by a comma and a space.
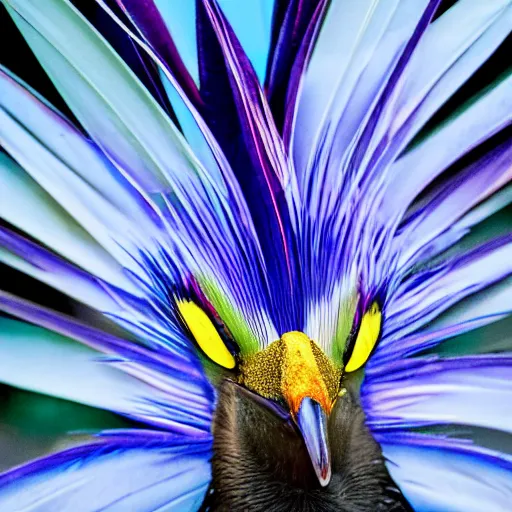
177, 300, 236, 369
344, 302, 382, 372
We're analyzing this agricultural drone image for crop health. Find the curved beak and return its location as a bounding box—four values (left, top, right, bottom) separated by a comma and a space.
296, 397, 331, 487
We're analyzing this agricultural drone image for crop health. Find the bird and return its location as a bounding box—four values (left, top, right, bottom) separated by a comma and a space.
0, 0, 511, 510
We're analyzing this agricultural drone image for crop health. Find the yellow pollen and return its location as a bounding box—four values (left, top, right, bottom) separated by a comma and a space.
281, 331, 333, 416
238, 332, 341, 414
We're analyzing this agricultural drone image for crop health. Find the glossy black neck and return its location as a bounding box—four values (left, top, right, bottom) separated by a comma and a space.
203, 380, 412, 511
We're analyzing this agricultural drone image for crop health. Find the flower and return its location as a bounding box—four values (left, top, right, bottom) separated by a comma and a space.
0, 0, 511, 510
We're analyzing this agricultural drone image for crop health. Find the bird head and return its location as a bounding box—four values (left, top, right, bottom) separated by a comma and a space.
176, 294, 408, 510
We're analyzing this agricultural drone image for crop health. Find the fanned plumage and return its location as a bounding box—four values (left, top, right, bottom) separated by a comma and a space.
0, 435, 212, 511
0, 0, 511, 510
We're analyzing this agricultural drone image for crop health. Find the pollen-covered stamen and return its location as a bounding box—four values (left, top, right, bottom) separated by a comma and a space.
238, 339, 284, 401
281, 332, 334, 416
239, 332, 341, 414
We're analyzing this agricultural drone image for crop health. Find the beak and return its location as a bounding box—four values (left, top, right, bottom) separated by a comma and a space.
296, 397, 331, 487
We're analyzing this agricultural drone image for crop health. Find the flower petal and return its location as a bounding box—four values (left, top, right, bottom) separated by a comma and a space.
151, 0, 274, 85
385, 235, 512, 341
0, 226, 130, 313
364, 355, 512, 434
380, 434, 512, 512
0, 313, 211, 435
199, 0, 303, 334
385, 0, 512, 148
0, 152, 138, 293
3, 0, 202, 194
374, 277, 512, 363
0, 104, 155, 275
394, 141, 512, 270
356, 0, 512, 192
291, 0, 437, 185
114, 0, 201, 107
380, 71, 512, 227
216, 0, 274, 84
0, 65, 165, 233
0, 435, 211, 512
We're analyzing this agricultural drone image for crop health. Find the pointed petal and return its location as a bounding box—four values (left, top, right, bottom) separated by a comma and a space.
152, 0, 199, 84
380, 71, 512, 226
380, 434, 512, 512
395, 141, 512, 270
385, 236, 512, 341
265, 0, 324, 132
364, 355, 512, 434
428, 313, 512, 357
0, 226, 131, 312
0, 318, 203, 432
199, 0, 302, 334
152, 0, 273, 85
0, 290, 205, 378
280, 0, 328, 146
292, 0, 438, 184
0, 436, 211, 512
0, 310, 212, 435
0, 152, 137, 292
355, 0, 512, 193
115, 0, 201, 107
374, 277, 512, 363
217, 0, 274, 84
385, 0, 512, 150
0, 65, 165, 233
3, 0, 203, 194
0, 104, 154, 274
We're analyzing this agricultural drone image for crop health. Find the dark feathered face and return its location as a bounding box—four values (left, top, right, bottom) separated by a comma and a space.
207, 382, 411, 512
177, 298, 411, 511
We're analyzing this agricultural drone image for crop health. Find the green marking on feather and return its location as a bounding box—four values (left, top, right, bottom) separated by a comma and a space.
197, 275, 260, 357
332, 290, 358, 366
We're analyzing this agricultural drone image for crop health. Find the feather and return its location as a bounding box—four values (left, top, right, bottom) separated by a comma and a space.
364, 354, 512, 434
380, 434, 512, 512
0, 317, 210, 434
0, 436, 212, 511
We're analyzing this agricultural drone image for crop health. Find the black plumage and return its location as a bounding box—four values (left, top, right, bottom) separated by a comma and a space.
206, 380, 412, 511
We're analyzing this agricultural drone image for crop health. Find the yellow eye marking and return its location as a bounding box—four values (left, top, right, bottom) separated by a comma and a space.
177, 300, 235, 369
344, 302, 382, 373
